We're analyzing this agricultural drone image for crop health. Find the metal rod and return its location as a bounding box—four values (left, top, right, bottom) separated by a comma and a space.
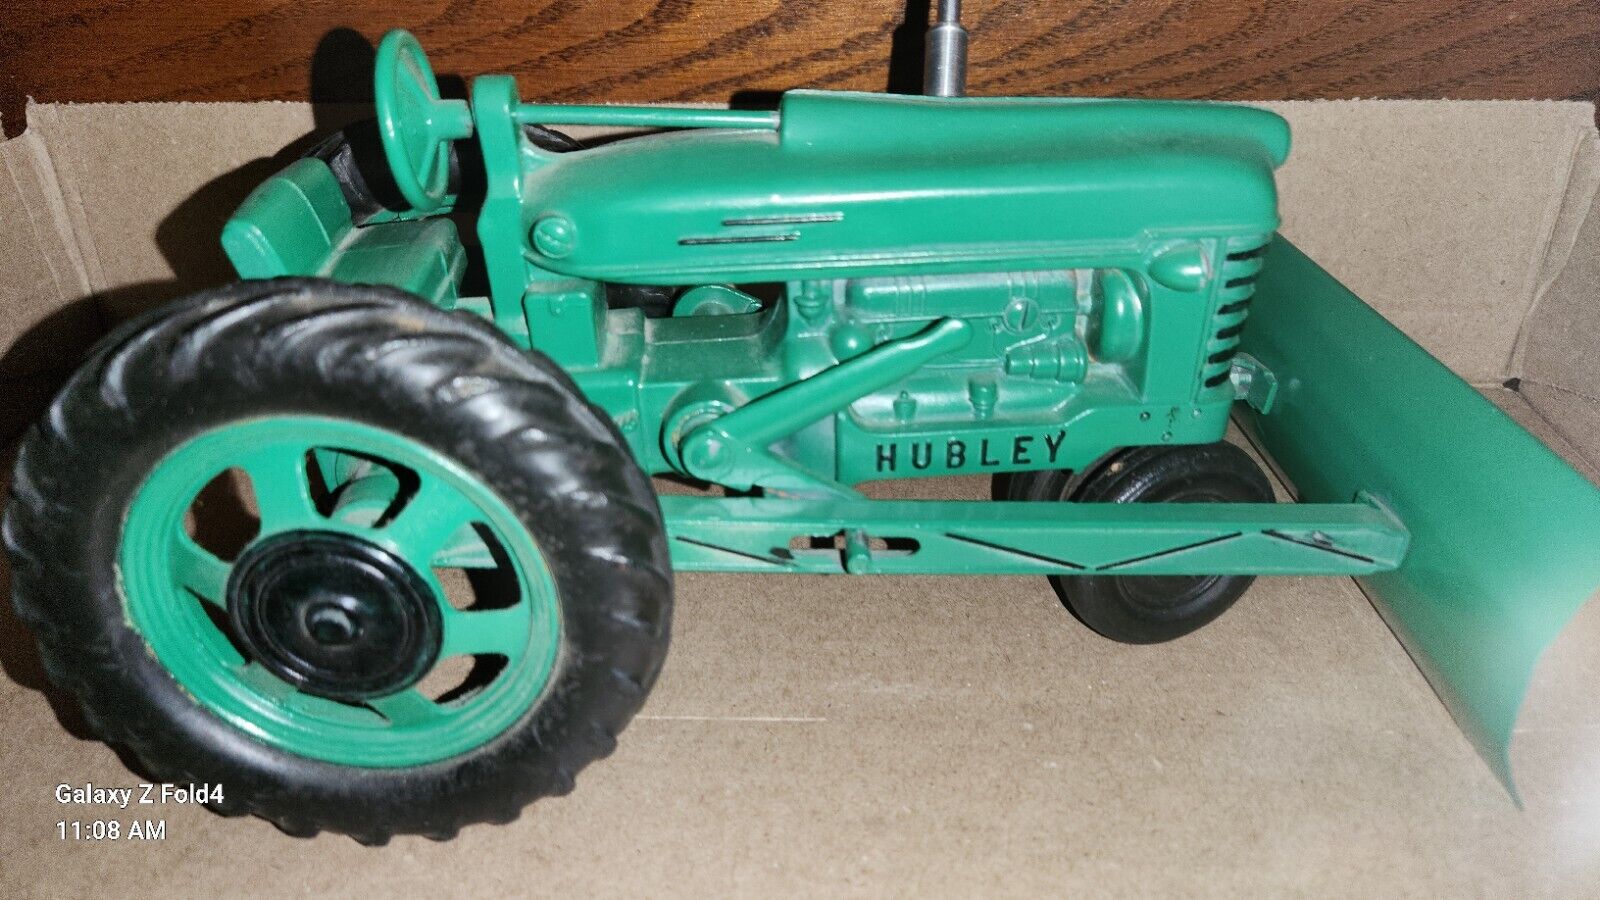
924, 0, 969, 97
705, 318, 972, 448
513, 104, 779, 130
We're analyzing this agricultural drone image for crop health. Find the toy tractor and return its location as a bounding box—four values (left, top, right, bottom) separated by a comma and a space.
7, 6, 1598, 843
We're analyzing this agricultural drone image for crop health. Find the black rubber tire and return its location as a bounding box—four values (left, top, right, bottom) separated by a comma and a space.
1008, 442, 1272, 644
304, 123, 398, 224
2, 278, 672, 843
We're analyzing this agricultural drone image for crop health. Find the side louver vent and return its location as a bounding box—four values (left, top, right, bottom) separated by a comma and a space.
1201, 237, 1270, 389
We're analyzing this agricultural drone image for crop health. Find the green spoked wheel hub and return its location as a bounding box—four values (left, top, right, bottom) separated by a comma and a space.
120, 416, 561, 767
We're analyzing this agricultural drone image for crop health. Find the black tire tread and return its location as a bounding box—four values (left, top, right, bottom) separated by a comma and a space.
1008, 442, 1271, 644
4, 278, 672, 842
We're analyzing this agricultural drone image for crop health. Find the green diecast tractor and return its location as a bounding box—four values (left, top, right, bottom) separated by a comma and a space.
8, 15, 1599, 843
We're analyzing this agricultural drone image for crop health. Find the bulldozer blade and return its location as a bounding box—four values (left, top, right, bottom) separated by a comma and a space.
1238, 236, 1600, 798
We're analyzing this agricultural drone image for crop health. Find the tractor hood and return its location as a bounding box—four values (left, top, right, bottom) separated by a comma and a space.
523, 91, 1291, 284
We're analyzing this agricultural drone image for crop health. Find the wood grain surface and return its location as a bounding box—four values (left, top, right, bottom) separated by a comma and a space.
4, 1, 1599, 135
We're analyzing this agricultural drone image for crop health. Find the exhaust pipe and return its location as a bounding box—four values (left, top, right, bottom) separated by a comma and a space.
924, 0, 968, 97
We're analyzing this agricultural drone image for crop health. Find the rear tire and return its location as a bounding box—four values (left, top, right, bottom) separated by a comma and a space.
1008, 442, 1272, 644
3, 279, 672, 842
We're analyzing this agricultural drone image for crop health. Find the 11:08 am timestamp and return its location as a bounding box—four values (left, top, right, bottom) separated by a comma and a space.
57, 820, 166, 841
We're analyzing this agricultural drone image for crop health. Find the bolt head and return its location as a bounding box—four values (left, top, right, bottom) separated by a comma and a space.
682, 434, 728, 476
531, 215, 577, 258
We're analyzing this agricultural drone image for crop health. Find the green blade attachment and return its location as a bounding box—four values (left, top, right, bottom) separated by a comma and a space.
1240, 237, 1600, 797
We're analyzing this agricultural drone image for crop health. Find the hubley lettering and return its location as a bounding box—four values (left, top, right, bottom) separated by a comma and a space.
873, 429, 1068, 475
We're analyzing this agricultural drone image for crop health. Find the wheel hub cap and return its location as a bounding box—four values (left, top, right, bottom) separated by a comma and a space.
228, 530, 442, 701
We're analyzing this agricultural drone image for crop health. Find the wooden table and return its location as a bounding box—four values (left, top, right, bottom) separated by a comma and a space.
4, 1, 1597, 136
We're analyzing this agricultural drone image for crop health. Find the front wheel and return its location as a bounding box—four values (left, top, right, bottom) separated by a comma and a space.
3, 279, 672, 842
1007, 442, 1273, 644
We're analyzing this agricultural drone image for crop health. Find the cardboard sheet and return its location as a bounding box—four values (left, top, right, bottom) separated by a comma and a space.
1264, 100, 1599, 385
1, 99, 1597, 896
0, 127, 95, 377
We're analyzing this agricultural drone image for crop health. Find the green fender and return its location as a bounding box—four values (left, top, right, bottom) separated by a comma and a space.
1240, 237, 1600, 796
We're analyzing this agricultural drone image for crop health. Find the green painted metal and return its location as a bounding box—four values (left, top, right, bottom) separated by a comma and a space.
1227, 352, 1278, 415
120, 416, 562, 768
221, 31, 1278, 508
662, 496, 1408, 576
227, 32, 1310, 563
222, 33, 1327, 577
512, 104, 780, 130
375, 29, 475, 211
222, 157, 466, 304
222, 158, 351, 278
674, 285, 764, 317
1239, 238, 1600, 795
515, 91, 1286, 286
203, 30, 1600, 794
676, 318, 973, 494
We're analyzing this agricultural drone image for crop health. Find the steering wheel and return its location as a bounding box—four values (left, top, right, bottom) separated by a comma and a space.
374, 30, 474, 212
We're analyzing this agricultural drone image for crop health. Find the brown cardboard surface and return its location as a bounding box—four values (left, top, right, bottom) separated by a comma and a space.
1261, 100, 1596, 384
2, 466, 1596, 897
1522, 381, 1600, 469
1524, 168, 1600, 402
19, 103, 367, 324
1488, 384, 1600, 485
0, 128, 95, 380
1, 99, 1598, 896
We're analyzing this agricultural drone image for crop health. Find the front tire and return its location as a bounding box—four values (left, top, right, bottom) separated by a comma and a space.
1008, 442, 1272, 644
3, 279, 672, 842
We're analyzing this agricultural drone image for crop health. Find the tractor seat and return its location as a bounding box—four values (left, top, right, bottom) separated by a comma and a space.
222, 157, 466, 305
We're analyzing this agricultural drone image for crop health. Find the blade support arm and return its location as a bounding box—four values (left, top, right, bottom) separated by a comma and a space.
661, 495, 1409, 576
